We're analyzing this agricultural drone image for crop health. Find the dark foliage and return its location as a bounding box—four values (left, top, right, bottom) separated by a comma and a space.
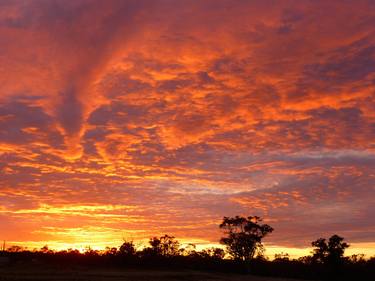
146, 235, 180, 257
0, 218, 374, 281
219, 216, 274, 261
119, 240, 136, 256
312, 234, 349, 265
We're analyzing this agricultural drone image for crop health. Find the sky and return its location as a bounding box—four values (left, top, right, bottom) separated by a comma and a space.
0, 0, 374, 257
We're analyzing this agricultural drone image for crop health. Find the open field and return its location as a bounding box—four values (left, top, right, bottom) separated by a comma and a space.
0, 267, 307, 281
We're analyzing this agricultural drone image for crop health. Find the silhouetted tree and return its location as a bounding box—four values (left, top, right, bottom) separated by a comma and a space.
40, 245, 53, 254
274, 252, 290, 261
149, 235, 180, 256
84, 246, 99, 256
219, 216, 273, 261
7, 245, 23, 252
149, 236, 162, 255
349, 253, 365, 264
312, 238, 327, 263
182, 243, 197, 256
104, 246, 118, 256
312, 234, 349, 264
199, 247, 225, 259
0, 235, 373, 281
119, 241, 136, 256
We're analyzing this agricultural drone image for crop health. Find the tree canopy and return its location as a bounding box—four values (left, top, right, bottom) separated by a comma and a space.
312, 234, 349, 264
219, 216, 273, 261
119, 241, 136, 256
149, 235, 180, 256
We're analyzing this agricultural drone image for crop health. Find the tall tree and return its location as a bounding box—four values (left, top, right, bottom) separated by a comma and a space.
219, 216, 273, 261
312, 234, 349, 264
119, 240, 136, 256
149, 235, 180, 256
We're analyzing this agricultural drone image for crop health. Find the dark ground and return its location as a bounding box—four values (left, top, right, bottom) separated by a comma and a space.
0, 266, 307, 281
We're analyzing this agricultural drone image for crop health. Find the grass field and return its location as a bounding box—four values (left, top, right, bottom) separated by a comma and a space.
0, 267, 306, 281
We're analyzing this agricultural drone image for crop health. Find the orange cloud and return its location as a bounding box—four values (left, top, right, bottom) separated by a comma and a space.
0, 0, 374, 256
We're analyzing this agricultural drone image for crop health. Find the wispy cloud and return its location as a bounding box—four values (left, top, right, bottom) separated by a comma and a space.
0, 0, 374, 254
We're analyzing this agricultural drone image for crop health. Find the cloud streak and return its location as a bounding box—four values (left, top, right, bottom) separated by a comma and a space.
0, 0, 374, 256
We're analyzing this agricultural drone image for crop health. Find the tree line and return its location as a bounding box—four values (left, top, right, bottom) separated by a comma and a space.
1, 215, 374, 280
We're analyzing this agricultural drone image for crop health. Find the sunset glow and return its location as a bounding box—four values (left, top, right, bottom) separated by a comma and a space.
0, 0, 375, 258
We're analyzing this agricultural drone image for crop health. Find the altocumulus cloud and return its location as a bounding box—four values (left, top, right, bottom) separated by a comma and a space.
0, 0, 374, 253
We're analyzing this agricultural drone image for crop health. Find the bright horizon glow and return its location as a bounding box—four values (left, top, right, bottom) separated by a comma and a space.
4, 240, 375, 260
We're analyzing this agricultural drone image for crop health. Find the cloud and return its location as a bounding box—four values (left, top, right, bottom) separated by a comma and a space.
0, 0, 374, 253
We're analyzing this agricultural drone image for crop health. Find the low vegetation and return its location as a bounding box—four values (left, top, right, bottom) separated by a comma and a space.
1, 216, 374, 280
